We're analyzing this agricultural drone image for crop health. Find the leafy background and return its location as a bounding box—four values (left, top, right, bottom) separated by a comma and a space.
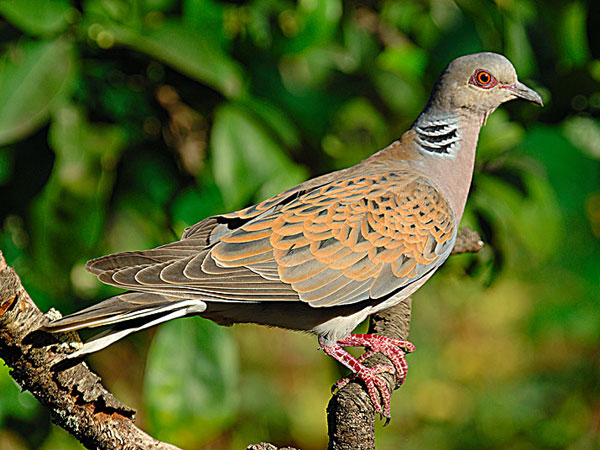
0, 0, 599, 449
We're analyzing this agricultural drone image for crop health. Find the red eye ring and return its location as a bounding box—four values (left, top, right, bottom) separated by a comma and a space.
470, 69, 498, 89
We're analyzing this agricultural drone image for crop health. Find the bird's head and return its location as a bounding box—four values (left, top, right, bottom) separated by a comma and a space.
429, 52, 543, 118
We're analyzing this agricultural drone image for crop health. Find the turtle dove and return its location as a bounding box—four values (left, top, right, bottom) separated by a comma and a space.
45, 52, 543, 419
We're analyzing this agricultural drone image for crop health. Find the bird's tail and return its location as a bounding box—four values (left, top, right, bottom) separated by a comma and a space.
43, 292, 207, 358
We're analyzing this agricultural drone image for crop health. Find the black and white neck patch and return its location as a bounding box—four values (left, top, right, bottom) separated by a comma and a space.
413, 117, 461, 157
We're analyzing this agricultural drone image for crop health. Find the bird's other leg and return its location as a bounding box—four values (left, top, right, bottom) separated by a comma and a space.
319, 334, 415, 420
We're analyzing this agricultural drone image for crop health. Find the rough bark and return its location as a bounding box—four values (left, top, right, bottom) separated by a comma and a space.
0, 251, 181, 450
246, 444, 299, 450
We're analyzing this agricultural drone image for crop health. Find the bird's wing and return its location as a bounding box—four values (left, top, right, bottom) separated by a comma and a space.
86, 169, 349, 275
179, 168, 350, 243
212, 170, 456, 305
88, 169, 456, 307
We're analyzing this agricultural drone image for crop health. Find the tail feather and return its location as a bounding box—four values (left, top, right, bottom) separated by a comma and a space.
44, 292, 207, 357
65, 307, 199, 358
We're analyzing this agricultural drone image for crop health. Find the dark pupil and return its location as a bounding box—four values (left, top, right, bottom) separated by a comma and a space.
479, 73, 490, 83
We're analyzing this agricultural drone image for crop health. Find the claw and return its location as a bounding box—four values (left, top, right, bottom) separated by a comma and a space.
320, 334, 415, 420
334, 364, 395, 393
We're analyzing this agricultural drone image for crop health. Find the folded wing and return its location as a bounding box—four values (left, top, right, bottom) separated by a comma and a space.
86, 170, 456, 307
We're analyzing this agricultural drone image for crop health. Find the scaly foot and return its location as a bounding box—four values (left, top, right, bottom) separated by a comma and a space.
320, 334, 415, 420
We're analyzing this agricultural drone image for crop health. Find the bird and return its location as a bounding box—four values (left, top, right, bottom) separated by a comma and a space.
44, 52, 543, 419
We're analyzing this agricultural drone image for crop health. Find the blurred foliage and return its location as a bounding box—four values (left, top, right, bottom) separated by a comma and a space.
0, 0, 599, 449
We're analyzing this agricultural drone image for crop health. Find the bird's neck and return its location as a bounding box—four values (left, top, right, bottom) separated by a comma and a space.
412, 110, 462, 156
406, 107, 485, 220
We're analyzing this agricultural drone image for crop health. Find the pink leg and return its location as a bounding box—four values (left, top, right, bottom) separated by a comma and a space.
320, 334, 415, 420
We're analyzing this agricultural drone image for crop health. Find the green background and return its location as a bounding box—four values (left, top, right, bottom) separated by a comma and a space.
0, 0, 599, 449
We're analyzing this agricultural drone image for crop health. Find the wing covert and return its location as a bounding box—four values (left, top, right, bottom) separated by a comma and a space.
211, 171, 456, 306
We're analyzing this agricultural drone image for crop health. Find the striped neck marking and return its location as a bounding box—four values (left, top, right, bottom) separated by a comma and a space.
414, 117, 461, 157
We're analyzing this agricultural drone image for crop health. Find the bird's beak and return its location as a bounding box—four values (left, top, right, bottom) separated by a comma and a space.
504, 81, 544, 106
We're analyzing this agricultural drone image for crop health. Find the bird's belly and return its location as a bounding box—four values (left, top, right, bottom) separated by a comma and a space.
310, 270, 434, 343
201, 270, 435, 343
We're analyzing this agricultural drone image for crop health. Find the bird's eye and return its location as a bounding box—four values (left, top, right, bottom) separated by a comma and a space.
470, 69, 498, 89
477, 71, 491, 84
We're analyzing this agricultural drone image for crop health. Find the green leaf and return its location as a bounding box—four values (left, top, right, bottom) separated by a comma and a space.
562, 116, 600, 160
182, 0, 226, 48
477, 109, 525, 161
0, 39, 76, 146
371, 69, 425, 116
0, 0, 73, 36
239, 97, 301, 150
171, 182, 226, 235
144, 317, 238, 447
48, 103, 128, 195
0, 146, 14, 185
211, 103, 308, 209
131, 157, 177, 206
342, 17, 378, 69
523, 125, 599, 216
505, 17, 535, 78
377, 45, 428, 80
284, 0, 342, 54
107, 19, 245, 97
558, 1, 590, 68
145, 0, 177, 13
0, 364, 40, 425
473, 168, 563, 263
322, 97, 389, 167
24, 103, 128, 298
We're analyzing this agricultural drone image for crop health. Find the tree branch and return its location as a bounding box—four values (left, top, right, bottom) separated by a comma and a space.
0, 251, 181, 450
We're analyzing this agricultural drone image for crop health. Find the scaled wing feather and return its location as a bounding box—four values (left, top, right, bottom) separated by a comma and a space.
211, 170, 456, 306
85, 169, 456, 307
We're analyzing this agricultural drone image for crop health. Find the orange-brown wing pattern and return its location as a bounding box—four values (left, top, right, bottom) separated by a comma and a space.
180, 167, 349, 243
87, 175, 333, 276
211, 171, 456, 306
87, 170, 455, 306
